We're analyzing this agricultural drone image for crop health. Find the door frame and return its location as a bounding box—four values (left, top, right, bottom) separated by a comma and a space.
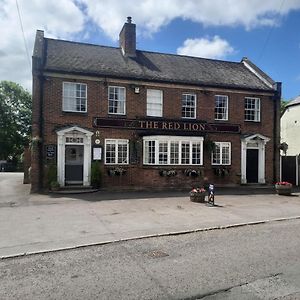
57, 126, 93, 187
241, 134, 270, 184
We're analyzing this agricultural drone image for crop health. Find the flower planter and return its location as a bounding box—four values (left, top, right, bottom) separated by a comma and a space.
275, 184, 292, 195
190, 193, 206, 203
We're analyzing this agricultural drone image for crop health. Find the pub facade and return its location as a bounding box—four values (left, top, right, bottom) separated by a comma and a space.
31, 18, 281, 192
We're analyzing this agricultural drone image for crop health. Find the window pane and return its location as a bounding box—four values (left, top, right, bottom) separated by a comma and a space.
182, 94, 196, 118
181, 142, 190, 164
170, 142, 179, 164
105, 143, 116, 164
212, 142, 231, 165
245, 97, 260, 121
215, 95, 228, 120
105, 139, 128, 164
158, 142, 168, 164
192, 142, 201, 164
108, 87, 125, 115
147, 89, 163, 117
63, 82, 87, 112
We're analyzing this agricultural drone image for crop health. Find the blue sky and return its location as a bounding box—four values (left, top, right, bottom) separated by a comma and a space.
1, 0, 300, 100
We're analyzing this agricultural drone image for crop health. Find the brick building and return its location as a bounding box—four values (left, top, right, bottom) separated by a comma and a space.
31, 17, 281, 192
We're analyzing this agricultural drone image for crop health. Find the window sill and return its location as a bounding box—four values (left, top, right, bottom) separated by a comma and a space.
62, 111, 87, 115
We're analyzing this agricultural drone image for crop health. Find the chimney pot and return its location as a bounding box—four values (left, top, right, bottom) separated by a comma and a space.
127, 16, 132, 24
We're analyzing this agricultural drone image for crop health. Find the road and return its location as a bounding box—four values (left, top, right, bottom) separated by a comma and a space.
1, 219, 300, 300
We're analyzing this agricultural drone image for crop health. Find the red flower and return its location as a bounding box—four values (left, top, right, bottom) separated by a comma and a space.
275, 181, 292, 186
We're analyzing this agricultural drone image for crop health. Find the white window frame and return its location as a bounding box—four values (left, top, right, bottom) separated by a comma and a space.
182, 93, 196, 119
62, 82, 87, 113
245, 97, 260, 122
211, 142, 231, 165
214, 95, 228, 120
147, 89, 163, 117
104, 139, 129, 165
108, 86, 126, 115
143, 136, 203, 165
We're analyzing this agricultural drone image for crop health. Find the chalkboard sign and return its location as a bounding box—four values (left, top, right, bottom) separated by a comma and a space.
46, 145, 56, 159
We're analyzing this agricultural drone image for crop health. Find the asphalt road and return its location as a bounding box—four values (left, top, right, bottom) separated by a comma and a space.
1, 219, 300, 300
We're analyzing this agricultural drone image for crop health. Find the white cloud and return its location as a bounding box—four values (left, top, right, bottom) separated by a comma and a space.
79, 0, 300, 39
177, 36, 234, 59
1, 0, 300, 91
0, 0, 85, 92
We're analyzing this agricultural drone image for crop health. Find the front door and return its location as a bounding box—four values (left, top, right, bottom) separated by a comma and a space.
246, 149, 259, 183
65, 145, 84, 185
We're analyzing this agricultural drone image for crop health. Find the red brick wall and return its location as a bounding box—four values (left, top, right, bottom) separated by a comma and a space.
38, 76, 275, 190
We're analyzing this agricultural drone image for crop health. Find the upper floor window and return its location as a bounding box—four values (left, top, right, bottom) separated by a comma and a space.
215, 95, 228, 120
211, 142, 231, 165
147, 89, 163, 117
143, 136, 203, 165
182, 93, 196, 119
63, 82, 87, 112
108, 86, 126, 115
105, 139, 129, 164
245, 97, 260, 122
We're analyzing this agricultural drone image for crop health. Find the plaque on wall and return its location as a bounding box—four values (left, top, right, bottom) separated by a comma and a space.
46, 145, 56, 159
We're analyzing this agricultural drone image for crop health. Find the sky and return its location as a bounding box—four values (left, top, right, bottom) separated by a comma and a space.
1, 0, 300, 101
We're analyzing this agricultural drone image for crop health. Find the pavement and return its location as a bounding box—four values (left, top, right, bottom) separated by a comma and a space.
1, 172, 300, 259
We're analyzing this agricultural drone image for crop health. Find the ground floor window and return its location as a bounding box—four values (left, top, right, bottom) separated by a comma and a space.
143, 136, 203, 165
105, 139, 129, 164
211, 142, 231, 165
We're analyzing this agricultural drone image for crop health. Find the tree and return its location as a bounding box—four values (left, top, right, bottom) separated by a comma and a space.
281, 99, 289, 114
0, 81, 32, 162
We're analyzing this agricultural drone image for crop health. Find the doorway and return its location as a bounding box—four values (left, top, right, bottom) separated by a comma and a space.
246, 149, 259, 183
65, 145, 84, 185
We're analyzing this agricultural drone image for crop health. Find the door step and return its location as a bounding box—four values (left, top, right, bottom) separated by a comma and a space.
52, 185, 99, 194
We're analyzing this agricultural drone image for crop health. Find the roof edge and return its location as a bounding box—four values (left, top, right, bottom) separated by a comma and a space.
241, 58, 275, 90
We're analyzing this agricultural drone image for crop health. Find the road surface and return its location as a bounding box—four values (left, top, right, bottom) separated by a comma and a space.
1, 219, 300, 299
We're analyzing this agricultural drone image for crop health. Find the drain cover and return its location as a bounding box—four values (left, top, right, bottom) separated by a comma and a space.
146, 250, 169, 258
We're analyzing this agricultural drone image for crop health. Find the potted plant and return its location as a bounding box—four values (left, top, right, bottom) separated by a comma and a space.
190, 187, 206, 203
275, 181, 292, 195
50, 181, 60, 191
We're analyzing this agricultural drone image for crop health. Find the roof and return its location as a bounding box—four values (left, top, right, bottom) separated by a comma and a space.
285, 95, 300, 108
43, 38, 275, 92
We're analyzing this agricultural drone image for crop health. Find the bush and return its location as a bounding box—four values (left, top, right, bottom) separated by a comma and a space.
47, 164, 57, 187
91, 161, 102, 188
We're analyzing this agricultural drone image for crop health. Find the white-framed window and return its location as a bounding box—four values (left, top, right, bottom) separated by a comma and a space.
245, 97, 260, 122
105, 139, 129, 164
182, 93, 196, 119
108, 86, 126, 115
147, 89, 163, 117
62, 82, 87, 112
143, 136, 203, 165
211, 142, 231, 165
215, 95, 228, 120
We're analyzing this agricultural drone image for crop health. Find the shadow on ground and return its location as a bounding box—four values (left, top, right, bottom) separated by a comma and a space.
46, 186, 292, 202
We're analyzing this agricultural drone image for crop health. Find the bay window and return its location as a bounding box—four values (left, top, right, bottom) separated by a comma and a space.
143, 136, 203, 165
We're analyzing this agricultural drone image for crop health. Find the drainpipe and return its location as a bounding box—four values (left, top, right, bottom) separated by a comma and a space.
273, 82, 282, 183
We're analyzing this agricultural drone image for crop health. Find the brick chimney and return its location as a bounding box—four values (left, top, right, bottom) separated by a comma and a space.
119, 16, 136, 57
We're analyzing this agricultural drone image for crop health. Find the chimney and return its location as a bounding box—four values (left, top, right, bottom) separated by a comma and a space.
119, 16, 136, 57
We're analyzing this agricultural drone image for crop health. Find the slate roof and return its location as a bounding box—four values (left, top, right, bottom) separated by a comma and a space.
44, 38, 275, 92
285, 95, 300, 108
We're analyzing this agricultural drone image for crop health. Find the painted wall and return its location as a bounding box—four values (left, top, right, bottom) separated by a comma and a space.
281, 105, 300, 155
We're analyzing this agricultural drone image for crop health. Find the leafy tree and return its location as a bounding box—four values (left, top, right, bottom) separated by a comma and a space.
281, 99, 289, 114
0, 81, 32, 162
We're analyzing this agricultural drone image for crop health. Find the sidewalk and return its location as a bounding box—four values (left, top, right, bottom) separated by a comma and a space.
1, 177, 300, 258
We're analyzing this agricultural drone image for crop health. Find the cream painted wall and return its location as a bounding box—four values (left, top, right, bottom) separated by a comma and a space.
281, 105, 300, 155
